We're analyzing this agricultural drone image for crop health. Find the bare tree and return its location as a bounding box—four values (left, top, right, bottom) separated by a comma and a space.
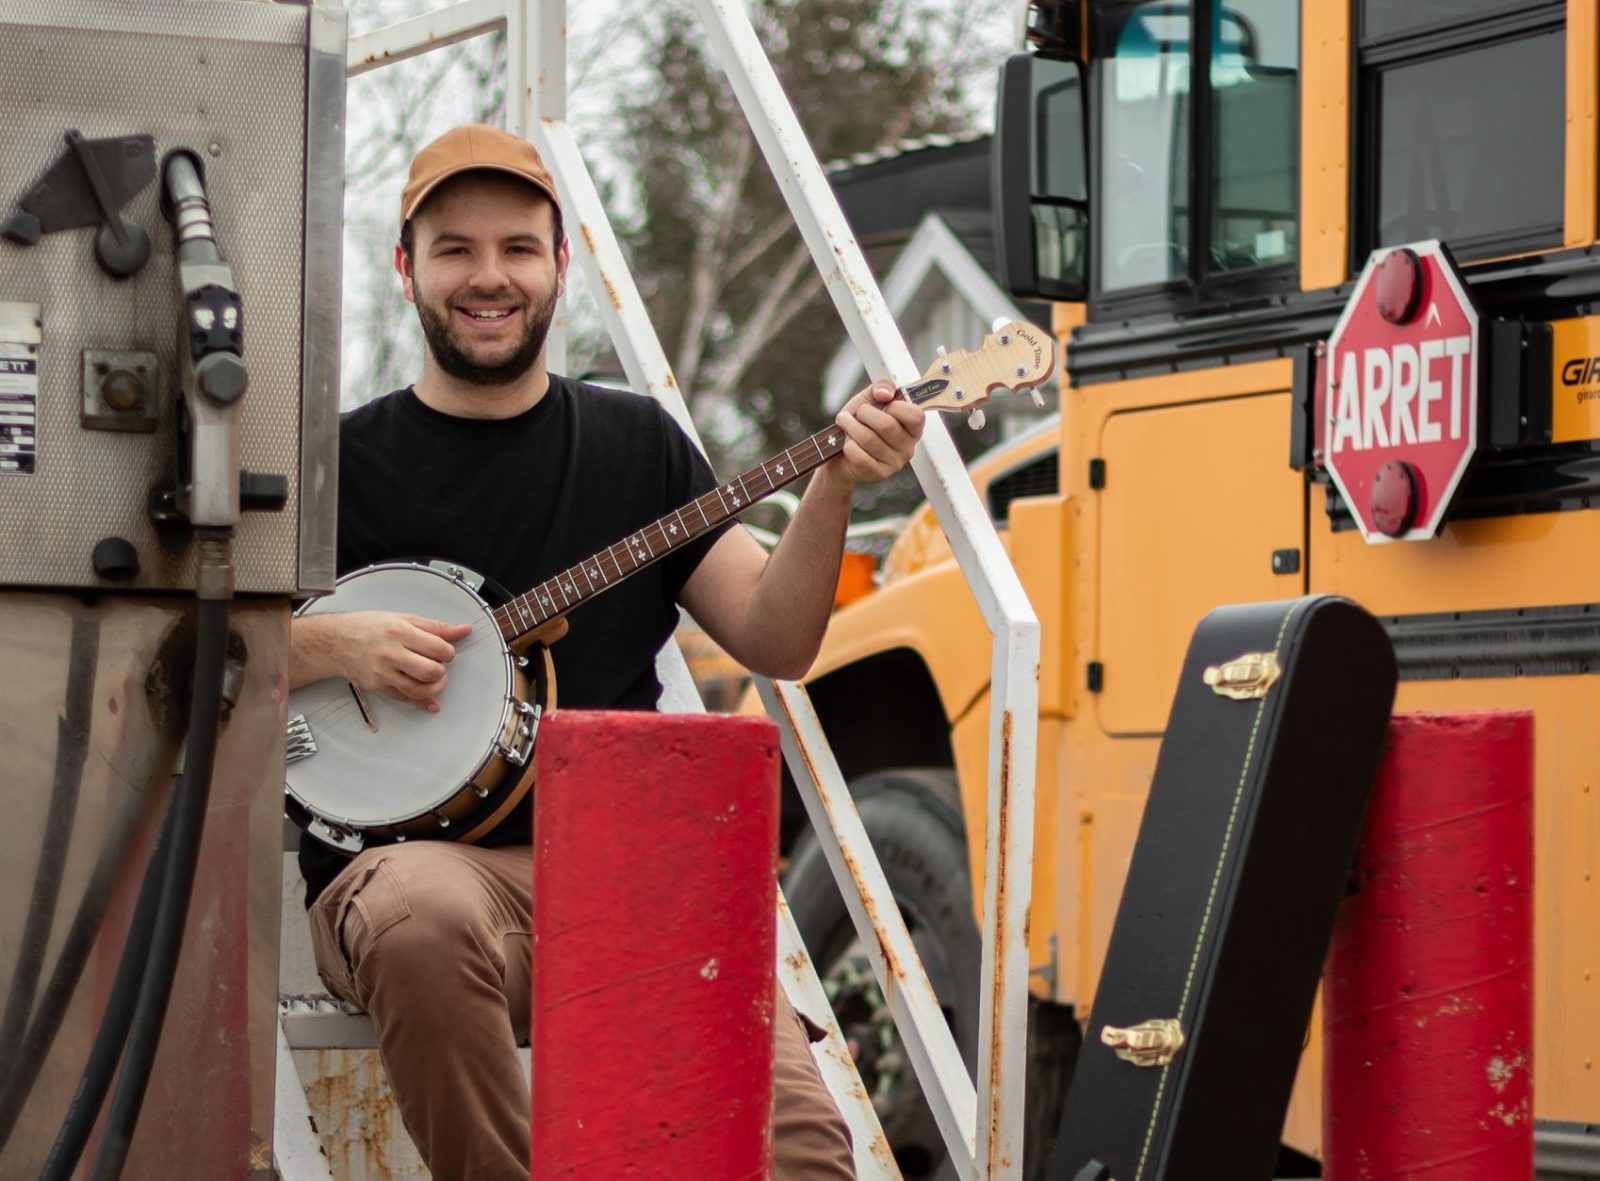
618, 0, 1008, 489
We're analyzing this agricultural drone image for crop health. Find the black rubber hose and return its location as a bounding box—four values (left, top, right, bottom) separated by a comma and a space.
30, 790, 176, 1181
0, 755, 158, 1153
0, 617, 100, 1084
86, 594, 230, 1181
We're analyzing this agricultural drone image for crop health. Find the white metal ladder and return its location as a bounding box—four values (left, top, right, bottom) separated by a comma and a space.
282, 5, 1040, 1178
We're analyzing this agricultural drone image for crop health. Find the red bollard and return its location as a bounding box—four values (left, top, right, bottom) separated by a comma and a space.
531, 711, 780, 1180
1324, 712, 1534, 1180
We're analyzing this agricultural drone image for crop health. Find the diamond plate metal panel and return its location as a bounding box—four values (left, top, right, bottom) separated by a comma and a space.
0, 0, 338, 593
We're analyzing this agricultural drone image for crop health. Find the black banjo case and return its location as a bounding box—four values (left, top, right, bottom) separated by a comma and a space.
1046, 595, 1397, 1181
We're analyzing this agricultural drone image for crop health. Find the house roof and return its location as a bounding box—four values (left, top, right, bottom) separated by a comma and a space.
826, 134, 994, 247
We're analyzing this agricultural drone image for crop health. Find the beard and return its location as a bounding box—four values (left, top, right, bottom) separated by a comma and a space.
414, 282, 559, 387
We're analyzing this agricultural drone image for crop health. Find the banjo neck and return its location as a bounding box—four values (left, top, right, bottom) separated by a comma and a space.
486, 316, 1059, 649
487, 378, 951, 650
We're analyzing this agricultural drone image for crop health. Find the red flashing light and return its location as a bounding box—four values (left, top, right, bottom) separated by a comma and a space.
1375, 248, 1422, 325
1370, 460, 1419, 537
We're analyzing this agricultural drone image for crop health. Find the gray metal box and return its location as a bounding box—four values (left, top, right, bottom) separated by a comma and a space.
0, 0, 344, 594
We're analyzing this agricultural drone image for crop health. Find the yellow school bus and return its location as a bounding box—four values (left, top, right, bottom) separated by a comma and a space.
781, 2, 1600, 1175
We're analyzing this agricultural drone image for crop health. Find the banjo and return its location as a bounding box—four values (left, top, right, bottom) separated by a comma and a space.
285, 319, 1056, 852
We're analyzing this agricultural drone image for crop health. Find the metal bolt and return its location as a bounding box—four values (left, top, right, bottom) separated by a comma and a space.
941, 362, 951, 375
207, 142, 223, 158
953, 389, 965, 401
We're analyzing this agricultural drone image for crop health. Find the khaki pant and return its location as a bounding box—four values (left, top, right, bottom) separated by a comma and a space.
308, 843, 854, 1181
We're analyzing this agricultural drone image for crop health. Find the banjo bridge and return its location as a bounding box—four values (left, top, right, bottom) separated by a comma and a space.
349, 682, 378, 732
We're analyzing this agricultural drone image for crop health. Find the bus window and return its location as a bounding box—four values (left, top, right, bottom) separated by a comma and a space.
1098, 1, 1191, 292
1361, 0, 1517, 42
1209, 1, 1297, 274
1095, 1, 1299, 304
1357, 6, 1564, 262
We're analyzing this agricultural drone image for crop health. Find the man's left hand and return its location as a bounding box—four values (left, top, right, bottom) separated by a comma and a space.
830, 378, 924, 486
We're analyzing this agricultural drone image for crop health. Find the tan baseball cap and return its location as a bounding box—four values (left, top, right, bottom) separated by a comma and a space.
399, 124, 560, 229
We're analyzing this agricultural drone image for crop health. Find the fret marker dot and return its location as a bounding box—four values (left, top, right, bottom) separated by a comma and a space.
827, 434, 837, 445
564, 583, 573, 594
591, 568, 600, 579
776, 464, 785, 475
636, 550, 646, 560
669, 523, 679, 534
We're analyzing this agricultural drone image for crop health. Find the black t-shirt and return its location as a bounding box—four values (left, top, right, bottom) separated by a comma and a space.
298, 376, 730, 904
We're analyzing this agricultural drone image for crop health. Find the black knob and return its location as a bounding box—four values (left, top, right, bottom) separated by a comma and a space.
2, 211, 41, 246
239, 470, 289, 512
92, 536, 141, 581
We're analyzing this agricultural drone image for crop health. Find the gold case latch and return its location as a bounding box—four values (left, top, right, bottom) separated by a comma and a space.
1101, 1018, 1185, 1067
1203, 651, 1281, 700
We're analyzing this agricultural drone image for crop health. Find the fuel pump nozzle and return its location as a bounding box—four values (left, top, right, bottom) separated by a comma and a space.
159, 150, 246, 543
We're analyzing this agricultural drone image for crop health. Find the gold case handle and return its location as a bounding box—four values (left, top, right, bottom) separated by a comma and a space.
1101, 1018, 1185, 1067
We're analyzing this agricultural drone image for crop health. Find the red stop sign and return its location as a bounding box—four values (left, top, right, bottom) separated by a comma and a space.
1324, 240, 1481, 542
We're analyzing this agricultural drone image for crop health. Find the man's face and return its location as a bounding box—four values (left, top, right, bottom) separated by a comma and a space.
398, 172, 569, 387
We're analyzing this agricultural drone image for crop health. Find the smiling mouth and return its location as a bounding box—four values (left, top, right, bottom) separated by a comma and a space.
458, 307, 518, 323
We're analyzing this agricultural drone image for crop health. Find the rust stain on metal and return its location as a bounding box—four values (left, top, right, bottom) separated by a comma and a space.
774, 686, 917, 1014
986, 709, 1016, 1171
581, 222, 598, 255
604, 277, 623, 310
663, 372, 678, 390
305, 1050, 409, 1175
867, 1129, 898, 1172
773, 693, 818, 783
785, 949, 809, 973
874, 927, 903, 1008
836, 835, 902, 986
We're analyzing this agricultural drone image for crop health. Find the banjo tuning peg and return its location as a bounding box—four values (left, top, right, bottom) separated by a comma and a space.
967, 408, 986, 431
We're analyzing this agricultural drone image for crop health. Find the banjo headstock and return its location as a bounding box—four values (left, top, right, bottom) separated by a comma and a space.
906, 318, 1057, 430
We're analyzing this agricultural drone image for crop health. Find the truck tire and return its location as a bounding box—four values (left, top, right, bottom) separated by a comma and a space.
782, 768, 1078, 1180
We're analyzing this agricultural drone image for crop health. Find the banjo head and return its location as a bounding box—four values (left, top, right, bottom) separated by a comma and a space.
286, 564, 515, 833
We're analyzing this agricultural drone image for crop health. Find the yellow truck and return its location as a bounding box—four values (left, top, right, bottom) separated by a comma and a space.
782, 2, 1600, 1177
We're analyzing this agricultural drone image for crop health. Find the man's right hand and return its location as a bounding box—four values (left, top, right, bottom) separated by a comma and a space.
290, 611, 474, 713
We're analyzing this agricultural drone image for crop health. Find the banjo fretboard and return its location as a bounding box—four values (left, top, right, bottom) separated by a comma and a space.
488, 378, 951, 645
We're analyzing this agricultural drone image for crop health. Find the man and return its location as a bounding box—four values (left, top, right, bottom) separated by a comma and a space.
290, 124, 923, 1180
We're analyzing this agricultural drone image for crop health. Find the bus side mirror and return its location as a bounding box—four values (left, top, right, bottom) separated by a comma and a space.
993, 52, 1088, 303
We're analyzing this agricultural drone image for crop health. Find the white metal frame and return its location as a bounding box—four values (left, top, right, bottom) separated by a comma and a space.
330, 6, 1040, 1179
